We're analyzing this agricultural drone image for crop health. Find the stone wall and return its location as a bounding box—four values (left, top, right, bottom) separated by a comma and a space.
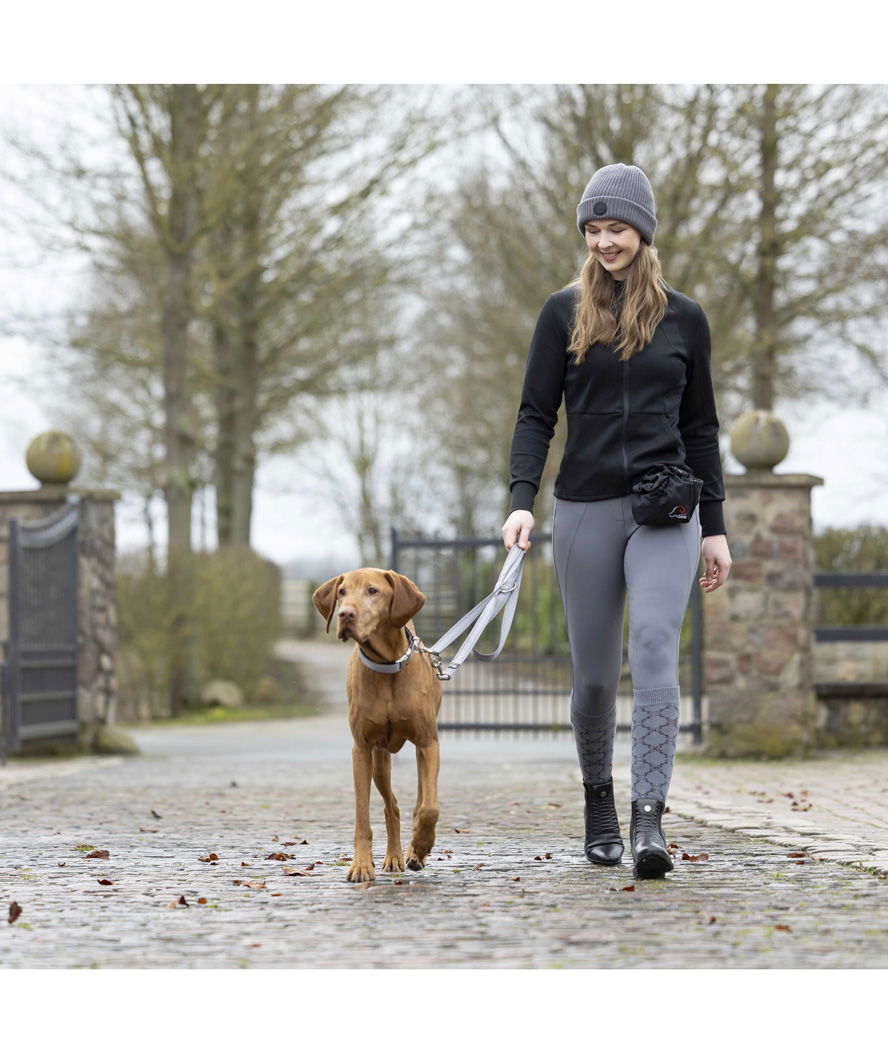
0, 487, 119, 741
703, 471, 824, 757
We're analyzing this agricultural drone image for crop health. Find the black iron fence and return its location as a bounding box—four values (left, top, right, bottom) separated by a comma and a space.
1, 501, 80, 760
814, 571, 888, 701
390, 528, 703, 741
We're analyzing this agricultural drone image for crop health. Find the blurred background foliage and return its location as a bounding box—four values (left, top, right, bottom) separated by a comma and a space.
116, 546, 283, 720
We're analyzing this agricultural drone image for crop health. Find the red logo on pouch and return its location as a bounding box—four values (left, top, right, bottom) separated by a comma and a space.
668, 505, 688, 520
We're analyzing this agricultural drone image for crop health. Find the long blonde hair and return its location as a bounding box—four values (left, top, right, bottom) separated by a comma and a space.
567, 242, 668, 364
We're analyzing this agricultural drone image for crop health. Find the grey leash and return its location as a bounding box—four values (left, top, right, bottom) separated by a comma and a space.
418, 545, 526, 681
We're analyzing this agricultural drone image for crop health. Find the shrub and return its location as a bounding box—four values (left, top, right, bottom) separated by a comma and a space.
116, 546, 282, 720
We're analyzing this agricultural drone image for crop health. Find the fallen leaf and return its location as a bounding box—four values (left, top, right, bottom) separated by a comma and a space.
782, 792, 794, 799
794, 860, 806, 865
166, 895, 189, 909
199, 853, 219, 863
151, 810, 163, 819
266, 852, 294, 861
544, 853, 552, 860
786, 852, 807, 858
546, 802, 562, 809
8, 902, 22, 924
681, 852, 710, 862
197, 898, 208, 905
57, 862, 66, 868
240, 862, 252, 867
75, 844, 95, 852
533, 855, 543, 861
664, 806, 671, 814
621, 885, 636, 892
140, 828, 159, 833
97, 879, 113, 886
247, 943, 261, 948
337, 854, 353, 861
282, 839, 308, 846
510, 877, 521, 882
454, 828, 469, 834
774, 924, 791, 932
708, 917, 717, 924
232, 880, 267, 890
281, 867, 317, 877
85, 850, 110, 859
271, 893, 282, 897
472, 863, 485, 871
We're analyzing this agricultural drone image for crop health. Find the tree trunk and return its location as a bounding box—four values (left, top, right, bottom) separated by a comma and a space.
213, 313, 237, 547
163, 84, 200, 714
752, 84, 780, 410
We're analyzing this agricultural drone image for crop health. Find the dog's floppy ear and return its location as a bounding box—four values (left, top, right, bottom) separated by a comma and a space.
385, 571, 426, 629
312, 575, 343, 633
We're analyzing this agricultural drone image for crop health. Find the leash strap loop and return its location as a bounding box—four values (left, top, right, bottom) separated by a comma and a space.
423, 545, 526, 681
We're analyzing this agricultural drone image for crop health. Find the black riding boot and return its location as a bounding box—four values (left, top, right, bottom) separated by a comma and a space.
630, 798, 674, 879
583, 778, 624, 865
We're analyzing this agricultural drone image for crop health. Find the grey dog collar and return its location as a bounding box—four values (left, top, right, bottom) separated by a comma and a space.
357, 627, 417, 675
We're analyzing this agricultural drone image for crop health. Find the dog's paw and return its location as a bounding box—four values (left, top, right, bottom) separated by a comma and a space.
347, 859, 376, 883
405, 846, 426, 872
382, 852, 405, 873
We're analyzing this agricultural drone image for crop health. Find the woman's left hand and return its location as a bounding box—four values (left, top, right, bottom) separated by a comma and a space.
700, 534, 732, 592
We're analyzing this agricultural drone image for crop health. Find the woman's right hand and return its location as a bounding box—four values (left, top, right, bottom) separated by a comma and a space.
501, 510, 535, 551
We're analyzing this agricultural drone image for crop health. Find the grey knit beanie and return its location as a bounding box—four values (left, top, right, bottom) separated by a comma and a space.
576, 163, 657, 244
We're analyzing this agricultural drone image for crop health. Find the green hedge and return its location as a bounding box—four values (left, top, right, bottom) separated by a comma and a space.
116, 547, 282, 719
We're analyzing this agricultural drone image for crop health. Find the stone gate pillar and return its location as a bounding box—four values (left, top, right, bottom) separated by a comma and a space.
703, 411, 823, 757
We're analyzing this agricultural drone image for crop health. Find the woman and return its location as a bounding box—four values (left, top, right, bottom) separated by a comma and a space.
501, 163, 732, 879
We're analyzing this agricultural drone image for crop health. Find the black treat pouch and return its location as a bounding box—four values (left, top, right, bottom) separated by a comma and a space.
631, 464, 703, 527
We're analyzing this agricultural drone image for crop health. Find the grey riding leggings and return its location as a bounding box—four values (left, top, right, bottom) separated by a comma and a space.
552, 494, 701, 801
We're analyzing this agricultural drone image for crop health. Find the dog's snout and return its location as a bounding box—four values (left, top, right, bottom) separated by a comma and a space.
338, 606, 356, 621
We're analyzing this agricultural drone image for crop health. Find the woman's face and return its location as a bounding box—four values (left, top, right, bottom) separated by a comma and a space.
583, 220, 642, 280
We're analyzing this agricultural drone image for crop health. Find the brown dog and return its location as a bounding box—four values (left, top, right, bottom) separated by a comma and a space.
312, 568, 443, 883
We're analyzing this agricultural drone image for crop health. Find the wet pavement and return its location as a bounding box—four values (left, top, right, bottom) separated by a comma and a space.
3, 695, 888, 968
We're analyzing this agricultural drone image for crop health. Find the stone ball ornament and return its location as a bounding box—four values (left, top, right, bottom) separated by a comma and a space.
25, 430, 83, 486
729, 410, 790, 471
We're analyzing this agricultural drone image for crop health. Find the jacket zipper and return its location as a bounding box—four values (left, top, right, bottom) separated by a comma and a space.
621, 358, 630, 489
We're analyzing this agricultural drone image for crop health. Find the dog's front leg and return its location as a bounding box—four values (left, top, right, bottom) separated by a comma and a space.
406, 739, 440, 871
372, 748, 405, 873
348, 743, 375, 882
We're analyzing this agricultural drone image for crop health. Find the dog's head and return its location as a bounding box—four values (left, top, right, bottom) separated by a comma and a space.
311, 568, 426, 643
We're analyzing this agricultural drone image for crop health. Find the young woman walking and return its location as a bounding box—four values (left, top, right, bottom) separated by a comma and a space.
501, 163, 732, 879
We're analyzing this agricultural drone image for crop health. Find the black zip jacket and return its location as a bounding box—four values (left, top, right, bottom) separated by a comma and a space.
509, 284, 726, 537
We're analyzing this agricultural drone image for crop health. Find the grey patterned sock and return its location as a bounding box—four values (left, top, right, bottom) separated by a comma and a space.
571, 705, 617, 785
631, 686, 680, 800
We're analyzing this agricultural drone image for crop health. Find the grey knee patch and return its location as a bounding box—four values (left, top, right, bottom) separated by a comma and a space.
631, 687, 680, 801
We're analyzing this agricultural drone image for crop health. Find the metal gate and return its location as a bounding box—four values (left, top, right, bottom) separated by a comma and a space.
1, 500, 80, 757
390, 528, 703, 741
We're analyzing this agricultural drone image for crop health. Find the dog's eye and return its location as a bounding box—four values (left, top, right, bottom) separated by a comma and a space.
367, 586, 378, 595
338, 587, 346, 597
